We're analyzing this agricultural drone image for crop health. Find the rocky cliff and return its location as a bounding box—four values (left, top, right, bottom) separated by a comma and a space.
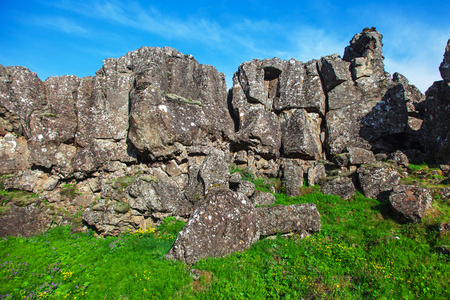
1, 29, 449, 262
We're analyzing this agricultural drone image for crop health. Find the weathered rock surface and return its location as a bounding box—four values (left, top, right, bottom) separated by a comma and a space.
0, 133, 31, 175
166, 189, 320, 264
440, 40, 450, 82
165, 189, 260, 264
250, 190, 276, 206
1, 47, 232, 179
389, 185, 432, 223
419, 81, 450, 162
0, 204, 54, 238
321, 176, 355, 200
281, 160, 304, 197
343, 28, 385, 80
256, 204, 321, 236
307, 164, 326, 186
357, 164, 400, 199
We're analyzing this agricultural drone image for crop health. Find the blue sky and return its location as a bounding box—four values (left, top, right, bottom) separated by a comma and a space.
1, 0, 449, 92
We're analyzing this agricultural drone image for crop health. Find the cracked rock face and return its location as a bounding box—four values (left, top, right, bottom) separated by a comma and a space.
0, 47, 233, 178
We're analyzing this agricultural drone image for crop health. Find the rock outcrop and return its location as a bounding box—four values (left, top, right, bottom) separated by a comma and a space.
1, 28, 449, 263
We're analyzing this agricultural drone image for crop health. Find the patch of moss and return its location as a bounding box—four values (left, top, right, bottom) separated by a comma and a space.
165, 93, 203, 106
60, 183, 80, 199
140, 175, 158, 183
109, 176, 137, 192
113, 202, 130, 214
0, 189, 40, 207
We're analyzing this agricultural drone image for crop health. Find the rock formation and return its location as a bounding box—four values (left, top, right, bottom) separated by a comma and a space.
1, 29, 449, 261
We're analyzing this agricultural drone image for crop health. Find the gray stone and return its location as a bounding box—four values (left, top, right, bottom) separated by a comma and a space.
250, 190, 276, 206
307, 164, 326, 186
357, 165, 400, 199
281, 161, 304, 197
317, 54, 352, 92
256, 204, 321, 236
0, 133, 31, 175
321, 176, 355, 200
419, 81, 450, 162
343, 28, 385, 80
237, 180, 256, 197
280, 109, 322, 160
166, 188, 321, 264
389, 185, 432, 223
3, 170, 44, 192
166, 189, 259, 265
347, 147, 376, 165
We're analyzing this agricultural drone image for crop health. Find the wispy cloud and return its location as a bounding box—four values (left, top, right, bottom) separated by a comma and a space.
377, 15, 449, 92
32, 16, 89, 35
39, 0, 449, 92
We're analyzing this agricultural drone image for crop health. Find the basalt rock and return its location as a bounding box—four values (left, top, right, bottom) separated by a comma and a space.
166, 189, 260, 265
166, 189, 320, 264
419, 81, 450, 163
389, 185, 433, 223
0, 133, 31, 175
1, 28, 449, 238
357, 164, 400, 199
281, 160, 304, 197
0, 47, 232, 179
320, 176, 355, 200
440, 40, 450, 82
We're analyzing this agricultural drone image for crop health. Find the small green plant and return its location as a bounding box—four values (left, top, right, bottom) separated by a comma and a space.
60, 183, 80, 199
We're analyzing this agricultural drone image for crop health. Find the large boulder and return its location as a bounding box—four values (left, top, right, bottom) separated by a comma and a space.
280, 109, 322, 160
166, 189, 260, 265
230, 57, 326, 159
166, 189, 321, 264
0, 65, 46, 137
389, 185, 433, 223
128, 171, 192, 217
357, 164, 400, 199
321, 176, 355, 200
256, 204, 321, 236
0, 47, 233, 177
343, 28, 385, 80
128, 47, 232, 160
281, 160, 304, 197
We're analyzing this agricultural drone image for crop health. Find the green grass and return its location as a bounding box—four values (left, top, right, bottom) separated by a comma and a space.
1, 181, 450, 299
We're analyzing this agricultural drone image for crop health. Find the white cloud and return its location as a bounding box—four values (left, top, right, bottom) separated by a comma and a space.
34, 17, 89, 35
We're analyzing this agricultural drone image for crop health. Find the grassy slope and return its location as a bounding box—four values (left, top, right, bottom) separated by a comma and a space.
1, 167, 450, 299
